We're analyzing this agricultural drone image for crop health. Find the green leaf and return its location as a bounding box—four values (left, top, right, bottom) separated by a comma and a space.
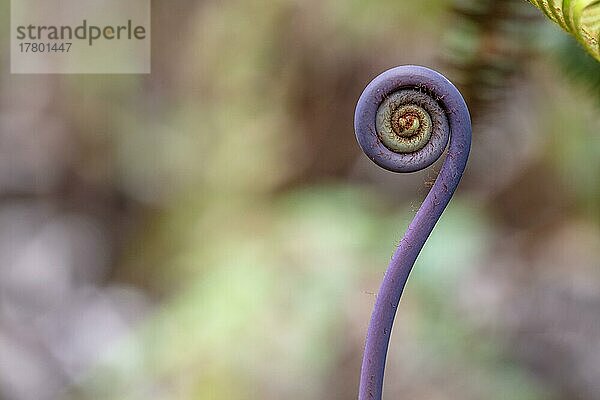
528, 0, 600, 61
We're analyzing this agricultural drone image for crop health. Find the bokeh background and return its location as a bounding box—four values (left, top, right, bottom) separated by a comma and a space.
1, 0, 599, 399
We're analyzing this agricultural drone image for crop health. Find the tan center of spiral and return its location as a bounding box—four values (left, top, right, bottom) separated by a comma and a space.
376, 100, 433, 154
392, 111, 421, 137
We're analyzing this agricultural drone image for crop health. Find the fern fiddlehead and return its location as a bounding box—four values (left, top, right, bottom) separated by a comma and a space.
354, 66, 472, 400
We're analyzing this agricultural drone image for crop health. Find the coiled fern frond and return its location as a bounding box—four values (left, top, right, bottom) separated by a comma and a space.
527, 0, 600, 61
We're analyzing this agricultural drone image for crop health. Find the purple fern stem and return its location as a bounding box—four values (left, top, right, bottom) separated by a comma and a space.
354, 66, 472, 400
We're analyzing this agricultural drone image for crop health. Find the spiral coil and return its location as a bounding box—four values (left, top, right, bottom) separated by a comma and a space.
354, 66, 472, 400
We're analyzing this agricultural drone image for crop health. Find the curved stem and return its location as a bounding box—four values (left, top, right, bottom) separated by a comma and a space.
357, 69, 472, 400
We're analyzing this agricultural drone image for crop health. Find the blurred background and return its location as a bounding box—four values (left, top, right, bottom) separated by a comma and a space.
1, 0, 599, 399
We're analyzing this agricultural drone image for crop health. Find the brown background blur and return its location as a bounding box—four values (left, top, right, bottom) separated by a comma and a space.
0, 0, 599, 399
